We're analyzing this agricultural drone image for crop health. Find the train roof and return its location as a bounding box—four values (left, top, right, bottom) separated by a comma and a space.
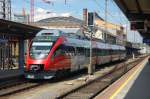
65, 38, 125, 50
36, 29, 65, 37
36, 29, 125, 50
36, 29, 85, 39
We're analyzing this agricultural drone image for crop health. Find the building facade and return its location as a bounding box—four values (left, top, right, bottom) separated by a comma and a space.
30, 10, 126, 45
0, 0, 11, 20
13, 14, 29, 23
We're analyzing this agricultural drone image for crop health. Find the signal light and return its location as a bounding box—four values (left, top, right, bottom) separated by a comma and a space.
88, 12, 95, 26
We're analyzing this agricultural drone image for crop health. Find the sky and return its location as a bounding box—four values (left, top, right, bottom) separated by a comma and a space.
11, 0, 143, 43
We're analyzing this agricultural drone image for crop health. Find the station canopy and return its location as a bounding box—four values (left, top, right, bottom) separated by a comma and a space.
114, 0, 150, 38
0, 19, 42, 39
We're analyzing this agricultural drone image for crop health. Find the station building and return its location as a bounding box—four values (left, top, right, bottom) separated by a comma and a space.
94, 18, 126, 45
31, 11, 126, 45
32, 16, 83, 34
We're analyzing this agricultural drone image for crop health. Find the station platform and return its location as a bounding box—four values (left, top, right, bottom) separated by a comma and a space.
95, 57, 149, 99
124, 62, 150, 99
0, 69, 23, 80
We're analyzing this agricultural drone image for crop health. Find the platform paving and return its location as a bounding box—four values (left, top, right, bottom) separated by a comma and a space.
124, 62, 150, 99
94, 57, 148, 99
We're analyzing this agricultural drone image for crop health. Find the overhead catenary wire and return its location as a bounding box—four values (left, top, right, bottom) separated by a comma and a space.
110, 0, 128, 24
93, 0, 123, 25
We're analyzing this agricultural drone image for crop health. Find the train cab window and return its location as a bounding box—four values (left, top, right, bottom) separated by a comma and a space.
30, 41, 53, 59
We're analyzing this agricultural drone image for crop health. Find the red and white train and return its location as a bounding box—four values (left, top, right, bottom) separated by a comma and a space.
25, 29, 126, 79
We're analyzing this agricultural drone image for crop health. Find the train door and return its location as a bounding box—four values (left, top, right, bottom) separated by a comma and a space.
77, 47, 86, 70
52, 45, 70, 70
70, 46, 78, 71
84, 48, 90, 68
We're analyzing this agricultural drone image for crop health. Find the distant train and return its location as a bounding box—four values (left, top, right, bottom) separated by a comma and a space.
25, 29, 126, 79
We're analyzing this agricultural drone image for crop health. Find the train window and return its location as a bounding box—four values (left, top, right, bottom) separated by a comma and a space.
104, 50, 109, 56
60, 45, 76, 56
92, 48, 97, 56
106, 49, 109, 55
105, 50, 108, 56
107, 50, 110, 55
98, 49, 100, 56
117, 50, 120, 54
111, 50, 113, 55
112, 50, 115, 55
81, 47, 84, 55
51, 49, 60, 60
76, 47, 84, 55
54, 49, 61, 57
85, 48, 90, 57
98, 49, 101, 56
115, 50, 117, 54
53, 46, 65, 57
76, 47, 80, 55
67, 46, 75, 56
104, 50, 107, 56
99, 49, 102, 56
100, 50, 104, 56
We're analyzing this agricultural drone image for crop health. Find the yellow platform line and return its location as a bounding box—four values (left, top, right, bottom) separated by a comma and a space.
110, 59, 147, 99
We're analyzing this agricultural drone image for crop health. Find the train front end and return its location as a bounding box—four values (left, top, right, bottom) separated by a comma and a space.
25, 29, 63, 79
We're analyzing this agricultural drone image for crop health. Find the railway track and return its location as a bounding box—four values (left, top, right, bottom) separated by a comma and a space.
57, 57, 145, 99
0, 61, 123, 98
0, 76, 48, 96
0, 82, 43, 96
0, 81, 46, 97
0, 76, 27, 90
0, 56, 146, 98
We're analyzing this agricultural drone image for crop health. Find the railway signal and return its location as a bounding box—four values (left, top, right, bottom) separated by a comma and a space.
88, 12, 95, 26
87, 12, 95, 75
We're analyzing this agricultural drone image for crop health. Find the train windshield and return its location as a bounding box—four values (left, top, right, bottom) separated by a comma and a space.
29, 42, 53, 59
